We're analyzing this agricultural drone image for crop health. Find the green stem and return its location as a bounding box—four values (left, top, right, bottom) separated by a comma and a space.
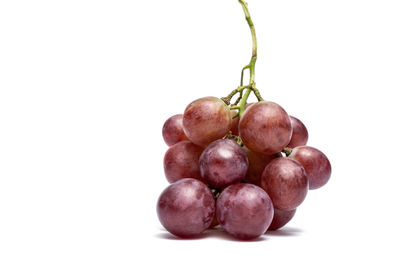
220, 0, 263, 111
237, 0, 258, 116
221, 84, 252, 105
282, 147, 293, 156
240, 65, 249, 86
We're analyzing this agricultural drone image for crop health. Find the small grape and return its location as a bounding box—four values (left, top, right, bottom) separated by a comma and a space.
244, 147, 276, 186
287, 116, 308, 148
289, 146, 331, 190
268, 208, 296, 231
239, 101, 292, 155
261, 157, 308, 211
162, 114, 188, 146
183, 97, 232, 147
157, 178, 215, 237
163, 141, 203, 183
216, 183, 274, 240
199, 139, 248, 188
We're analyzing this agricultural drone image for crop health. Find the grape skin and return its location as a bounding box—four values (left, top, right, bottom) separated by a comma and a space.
230, 110, 239, 136
199, 139, 248, 188
268, 208, 296, 231
216, 183, 274, 240
163, 141, 204, 183
230, 104, 253, 136
183, 97, 232, 147
289, 146, 331, 190
287, 116, 308, 148
261, 157, 308, 211
162, 114, 189, 146
157, 178, 215, 237
244, 147, 276, 186
239, 101, 292, 155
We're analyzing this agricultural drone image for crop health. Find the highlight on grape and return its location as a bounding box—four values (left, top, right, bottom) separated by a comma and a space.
157, 0, 332, 240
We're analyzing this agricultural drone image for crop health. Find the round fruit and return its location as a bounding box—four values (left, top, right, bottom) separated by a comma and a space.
244, 147, 277, 186
287, 116, 308, 148
289, 146, 331, 190
157, 178, 215, 237
268, 208, 296, 231
216, 183, 274, 240
239, 101, 292, 155
199, 139, 248, 188
163, 141, 203, 183
261, 157, 308, 211
183, 96, 232, 147
162, 114, 189, 146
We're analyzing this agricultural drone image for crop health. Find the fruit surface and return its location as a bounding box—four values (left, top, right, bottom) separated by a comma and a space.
183, 96, 232, 147
230, 110, 239, 136
216, 183, 274, 240
162, 114, 188, 146
199, 139, 248, 188
289, 146, 331, 190
287, 116, 308, 148
268, 208, 296, 231
244, 147, 277, 186
163, 141, 203, 183
239, 101, 292, 155
261, 157, 308, 210
157, 178, 215, 237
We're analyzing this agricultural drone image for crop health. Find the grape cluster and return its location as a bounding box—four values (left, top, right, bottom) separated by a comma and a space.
157, 97, 331, 240
157, 0, 331, 240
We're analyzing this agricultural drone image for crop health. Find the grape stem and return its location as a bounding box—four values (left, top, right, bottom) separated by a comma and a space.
282, 147, 293, 156
222, 0, 264, 117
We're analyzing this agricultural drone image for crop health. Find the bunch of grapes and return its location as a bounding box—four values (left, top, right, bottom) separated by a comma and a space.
156, 0, 332, 240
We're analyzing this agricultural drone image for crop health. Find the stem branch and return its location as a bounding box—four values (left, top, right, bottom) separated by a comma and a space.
221, 1, 264, 113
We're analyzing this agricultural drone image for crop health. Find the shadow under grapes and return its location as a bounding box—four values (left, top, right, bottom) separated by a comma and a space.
266, 227, 304, 237
156, 227, 270, 242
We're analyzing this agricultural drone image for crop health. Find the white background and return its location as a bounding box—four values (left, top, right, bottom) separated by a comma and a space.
1, 0, 400, 266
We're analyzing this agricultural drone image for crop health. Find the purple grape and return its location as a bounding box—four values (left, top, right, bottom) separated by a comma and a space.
199, 139, 248, 188
157, 178, 215, 237
163, 141, 203, 183
287, 116, 308, 148
183, 96, 232, 147
268, 208, 296, 231
239, 101, 292, 155
162, 114, 189, 146
261, 157, 308, 211
230, 110, 239, 136
244, 146, 276, 186
216, 183, 274, 240
289, 146, 331, 190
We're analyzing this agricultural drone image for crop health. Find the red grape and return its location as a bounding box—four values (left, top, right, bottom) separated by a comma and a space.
230, 103, 253, 136
183, 97, 232, 147
157, 178, 215, 237
230, 110, 239, 136
239, 101, 292, 155
261, 157, 308, 211
216, 183, 274, 240
163, 141, 203, 183
287, 116, 308, 148
162, 114, 189, 146
268, 208, 296, 231
199, 139, 248, 188
289, 146, 331, 190
244, 147, 276, 186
